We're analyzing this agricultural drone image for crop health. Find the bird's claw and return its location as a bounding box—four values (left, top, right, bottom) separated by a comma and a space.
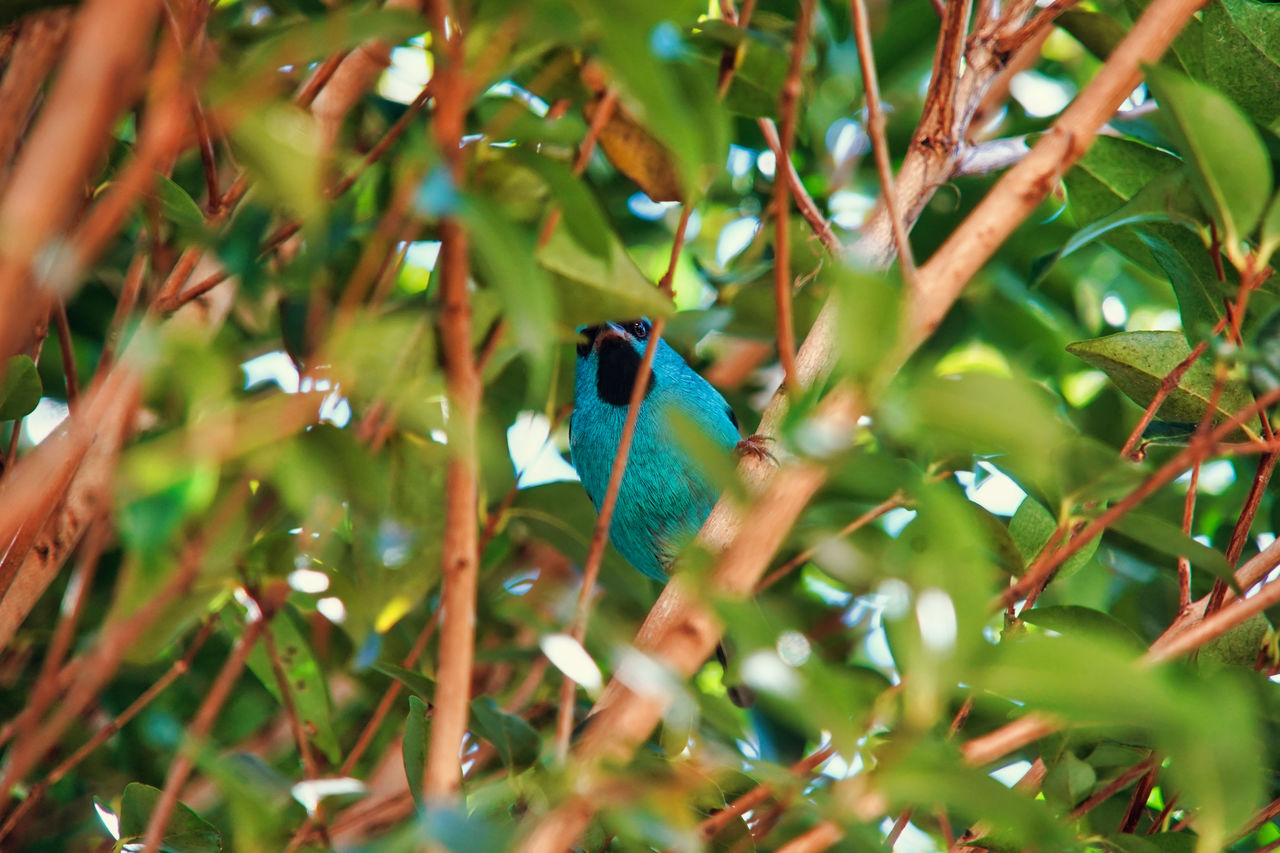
735, 433, 777, 464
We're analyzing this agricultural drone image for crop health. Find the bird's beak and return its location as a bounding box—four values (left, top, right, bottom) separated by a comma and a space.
579, 323, 626, 354
594, 323, 627, 351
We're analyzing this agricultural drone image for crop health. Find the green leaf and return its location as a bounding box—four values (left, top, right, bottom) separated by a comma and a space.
507, 148, 610, 258
0, 355, 41, 421
687, 20, 790, 118
117, 782, 223, 853
1020, 605, 1146, 651
1199, 612, 1268, 667
1144, 65, 1272, 243
1035, 169, 1204, 283
374, 662, 436, 704
1042, 752, 1097, 809
1065, 331, 1260, 439
1260, 189, 1280, 261
463, 195, 557, 384
1008, 498, 1099, 581
469, 695, 540, 771
1136, 229, 1228, 337
242, 607, 341, 764
536, 222, 673, 325
1202, 0, 1280, 129
403, 695, 429, 804
153, 174, 206, 238
228, 102, 323, 223
1110, 512, 1236, 588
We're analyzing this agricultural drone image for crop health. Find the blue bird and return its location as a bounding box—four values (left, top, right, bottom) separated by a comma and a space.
569, 319, 745, 581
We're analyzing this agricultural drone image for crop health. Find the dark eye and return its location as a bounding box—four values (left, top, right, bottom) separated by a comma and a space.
629, 320, 649, 340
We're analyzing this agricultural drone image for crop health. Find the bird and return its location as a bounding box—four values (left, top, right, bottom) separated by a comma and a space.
569, 318, 747, 582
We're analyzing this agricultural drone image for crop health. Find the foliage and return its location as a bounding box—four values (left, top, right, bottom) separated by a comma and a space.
2, 0, 1280, 852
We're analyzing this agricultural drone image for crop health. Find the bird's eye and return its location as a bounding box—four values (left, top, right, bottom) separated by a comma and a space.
629, 321, 649, 340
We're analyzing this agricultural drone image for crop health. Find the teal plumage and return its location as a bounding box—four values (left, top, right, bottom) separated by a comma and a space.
570, 320, 741, 581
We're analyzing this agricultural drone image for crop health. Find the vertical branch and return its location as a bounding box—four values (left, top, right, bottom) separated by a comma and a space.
422, 0, 480, 802
851, 0, 917, 282
771, 0, 814, 389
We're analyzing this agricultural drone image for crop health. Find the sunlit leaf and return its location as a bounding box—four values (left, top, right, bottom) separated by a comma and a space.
1144, 65, 1272, 243
1066, 331, 1260, 439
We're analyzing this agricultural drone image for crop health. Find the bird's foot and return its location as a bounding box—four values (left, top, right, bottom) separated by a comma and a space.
735, 433, 777, 464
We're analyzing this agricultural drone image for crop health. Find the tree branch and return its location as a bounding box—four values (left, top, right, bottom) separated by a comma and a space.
422, 0, 480, 802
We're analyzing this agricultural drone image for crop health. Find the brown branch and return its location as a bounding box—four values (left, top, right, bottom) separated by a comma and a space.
770, 0, 814, 388
1119, 315, 1228, 459
328, 80, 435, 199
537, 87, 617, 249
757, 119, 840, 256
1068, 757, 1156, 820
339, 608, 440, 776
909, 0, 1211, 344
0, 365, 141, 649
422, 0, 479, 802
1, 521, 107, 753
1119, 766, 1158, 833
52, 297, 78, 406
996, 0, 1080, 54
0, 9, 72, 189
851, 0, 916, 282
774, 821, 845, 853
140, 585, 286, 853
191, 98, 220, 213
0, 0, 162, 361
756, 492, 906, 592
1145, 568, 1280, 664
698, 744, 835, 840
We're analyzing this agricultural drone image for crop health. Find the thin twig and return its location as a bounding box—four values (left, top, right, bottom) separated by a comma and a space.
851, 0, 917, 283
757, 121, 840, 256
1067, 757, 1157, 819
1119, 315, 1229, 459
263, 628, 321, 779
553, 207, 692, 759
698, 744, 835, 839
537, 87, 617, 249
771, 0, 815, 389
756, 492, 906, 591
140, 587, 285, 852
52, 297, 78, 406
995, 0, 1080, 54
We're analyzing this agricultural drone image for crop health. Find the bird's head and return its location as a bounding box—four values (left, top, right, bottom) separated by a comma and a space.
575, 319, 657, 407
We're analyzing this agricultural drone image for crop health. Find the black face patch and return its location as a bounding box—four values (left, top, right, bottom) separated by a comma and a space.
595, 334, 655, 406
